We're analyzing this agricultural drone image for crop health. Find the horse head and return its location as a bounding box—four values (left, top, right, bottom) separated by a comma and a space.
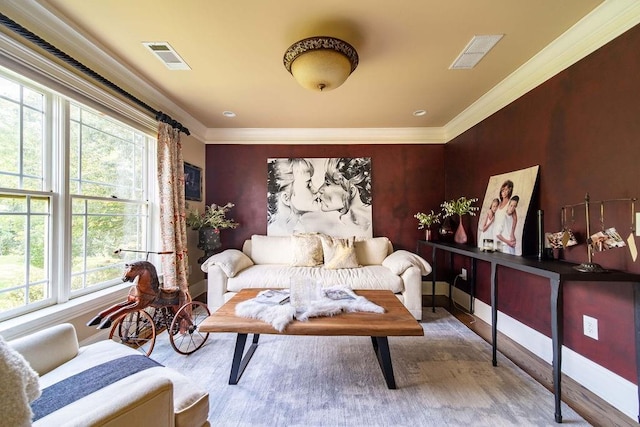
122, 260, 161, 294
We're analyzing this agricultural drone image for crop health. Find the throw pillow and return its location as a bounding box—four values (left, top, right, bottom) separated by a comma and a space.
320, 235, 360, 269
290, 234, 323, 267
354, 237, 391, 265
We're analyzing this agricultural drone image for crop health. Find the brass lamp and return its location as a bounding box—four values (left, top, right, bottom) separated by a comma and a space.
283, 36, 359, 92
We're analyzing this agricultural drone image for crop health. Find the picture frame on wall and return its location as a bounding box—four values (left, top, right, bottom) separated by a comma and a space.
184, 162, 202, 201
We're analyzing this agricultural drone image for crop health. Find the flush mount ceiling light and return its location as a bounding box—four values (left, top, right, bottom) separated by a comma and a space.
283, 36, 359, 92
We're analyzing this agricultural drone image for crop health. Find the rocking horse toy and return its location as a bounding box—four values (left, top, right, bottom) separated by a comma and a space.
87, 249, 210, 355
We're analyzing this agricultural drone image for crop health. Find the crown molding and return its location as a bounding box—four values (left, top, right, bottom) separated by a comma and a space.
4, 0, 639, 145
445, 0, 640, 142
203, 127, 446, 144
2, 0, 208, 140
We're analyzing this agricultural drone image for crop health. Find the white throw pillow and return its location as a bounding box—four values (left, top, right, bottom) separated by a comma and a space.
290, 233, 323, 267
354, 237, 391, 265
320, 235, 361, 269
201, 249, 254, 277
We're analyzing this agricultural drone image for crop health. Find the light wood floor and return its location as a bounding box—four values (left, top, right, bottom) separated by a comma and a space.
423, 296, 637, 427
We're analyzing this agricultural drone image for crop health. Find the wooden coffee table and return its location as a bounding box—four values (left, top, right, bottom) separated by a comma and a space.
198, 289, 424, 388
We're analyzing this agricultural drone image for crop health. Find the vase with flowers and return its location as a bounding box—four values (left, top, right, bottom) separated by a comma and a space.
414, 210, 441, 241
186, 202, 239, 263
441, 196, 479, 244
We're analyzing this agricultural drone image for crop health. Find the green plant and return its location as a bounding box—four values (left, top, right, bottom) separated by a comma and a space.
441, 196, 479, 217
186, 202, 240, 231
414, 210, 441, 229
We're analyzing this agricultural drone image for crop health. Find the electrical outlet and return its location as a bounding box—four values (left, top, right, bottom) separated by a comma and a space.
460, 268, 467, 280
583, 315, 598, 340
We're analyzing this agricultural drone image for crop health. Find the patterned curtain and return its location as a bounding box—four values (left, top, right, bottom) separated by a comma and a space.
157, 122, 190, 298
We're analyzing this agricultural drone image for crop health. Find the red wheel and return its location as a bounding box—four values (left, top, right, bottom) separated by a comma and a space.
109, 309, 156, 356
168, 301, 210, 355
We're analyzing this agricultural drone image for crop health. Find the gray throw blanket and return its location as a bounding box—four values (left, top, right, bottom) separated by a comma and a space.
31, 354, 162, 421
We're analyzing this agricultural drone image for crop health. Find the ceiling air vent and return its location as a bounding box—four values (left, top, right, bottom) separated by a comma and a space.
449, 34, 504, 70
142, 42, 191, 70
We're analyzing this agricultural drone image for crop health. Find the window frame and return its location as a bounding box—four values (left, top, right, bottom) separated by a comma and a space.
0, 61, 161, 328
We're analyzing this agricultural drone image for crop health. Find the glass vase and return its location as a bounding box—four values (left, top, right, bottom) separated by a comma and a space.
425, 229, 433, 241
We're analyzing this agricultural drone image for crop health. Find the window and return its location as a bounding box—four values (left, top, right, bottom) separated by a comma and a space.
0, 71, 156, 320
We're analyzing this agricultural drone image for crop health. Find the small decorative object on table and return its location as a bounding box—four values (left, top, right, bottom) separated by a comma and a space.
186, 202, 240, 263
414, 210, 441, 241
254, 289, 290, 305
441, 196, 479, 245
482, 238, 494, 252
289, 275, 322, 309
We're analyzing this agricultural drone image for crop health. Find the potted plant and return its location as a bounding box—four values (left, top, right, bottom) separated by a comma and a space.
440, 196, 479, 244
414, 210, 441, 241
186, 202, 239, 263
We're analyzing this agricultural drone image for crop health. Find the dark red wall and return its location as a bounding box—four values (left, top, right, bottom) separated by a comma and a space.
204, 144, 445, 252
204, 24, 640, 383
444, 24, 640, 382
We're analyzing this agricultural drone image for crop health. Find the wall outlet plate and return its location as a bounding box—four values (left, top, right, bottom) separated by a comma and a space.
583, 315, 598, 340
460, 268, 467, 280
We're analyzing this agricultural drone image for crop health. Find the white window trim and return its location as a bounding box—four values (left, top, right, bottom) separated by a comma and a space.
0, 32, 162, 338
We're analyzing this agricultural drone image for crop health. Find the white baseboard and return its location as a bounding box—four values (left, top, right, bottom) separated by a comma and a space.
469, 297, 638, 421
421, 280, 450, 296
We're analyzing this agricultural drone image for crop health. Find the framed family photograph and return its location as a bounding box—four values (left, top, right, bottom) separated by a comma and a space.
184, 162, 202, 201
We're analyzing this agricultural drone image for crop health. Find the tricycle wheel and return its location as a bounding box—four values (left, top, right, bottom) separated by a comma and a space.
169, 301, 210, 355
109, 309, 156, 356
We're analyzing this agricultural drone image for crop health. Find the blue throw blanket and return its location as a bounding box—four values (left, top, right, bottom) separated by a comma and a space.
31, 354, 162, 421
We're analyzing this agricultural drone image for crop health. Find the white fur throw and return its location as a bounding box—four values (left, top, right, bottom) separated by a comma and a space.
0, 334, 41, 427
236, 286, 385, 332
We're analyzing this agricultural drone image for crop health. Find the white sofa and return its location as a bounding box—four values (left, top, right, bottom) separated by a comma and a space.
6, 323, 209, 427
202, 234, 432, 320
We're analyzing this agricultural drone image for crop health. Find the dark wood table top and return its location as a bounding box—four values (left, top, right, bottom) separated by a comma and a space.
199, 289, 425, 337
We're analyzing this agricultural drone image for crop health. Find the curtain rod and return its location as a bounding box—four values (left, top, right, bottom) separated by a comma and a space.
0, 12, 190, 135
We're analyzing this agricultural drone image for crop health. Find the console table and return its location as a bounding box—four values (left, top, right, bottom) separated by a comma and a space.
417, 239, 640, 423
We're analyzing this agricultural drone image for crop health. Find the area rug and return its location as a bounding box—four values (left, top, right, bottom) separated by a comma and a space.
150, 308, 589, 426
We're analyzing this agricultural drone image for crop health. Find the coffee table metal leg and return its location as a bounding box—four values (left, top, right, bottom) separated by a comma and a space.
229, 333, 260, 385
371, 336, 396, 389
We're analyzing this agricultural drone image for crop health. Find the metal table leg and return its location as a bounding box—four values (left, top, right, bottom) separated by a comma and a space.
371, 336, 396, 389
229, 333, 260, 384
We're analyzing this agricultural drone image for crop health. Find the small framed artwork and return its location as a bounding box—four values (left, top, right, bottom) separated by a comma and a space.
184, 162, 202, 201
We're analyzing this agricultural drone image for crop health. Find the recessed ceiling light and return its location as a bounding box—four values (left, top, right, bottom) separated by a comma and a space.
413, 110, 427, 117
222, 111, 236, 118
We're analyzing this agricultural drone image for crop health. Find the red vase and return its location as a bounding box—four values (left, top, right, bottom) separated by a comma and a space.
454, 217, 468, 244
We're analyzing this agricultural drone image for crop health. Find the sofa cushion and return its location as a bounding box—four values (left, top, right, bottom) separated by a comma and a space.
320, 235, 360, 269
355, 237, 391, 265
226, 265, 404, 293
250, 235, 292, 264
290, 234, 323, 267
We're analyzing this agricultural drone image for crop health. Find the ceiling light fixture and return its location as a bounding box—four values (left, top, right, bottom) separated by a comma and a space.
222, 111, 236, 118
413, 110, 427, 117
283, 36, 359, 92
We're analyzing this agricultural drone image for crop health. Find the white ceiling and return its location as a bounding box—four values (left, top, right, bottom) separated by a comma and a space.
2, 0, 639, 143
